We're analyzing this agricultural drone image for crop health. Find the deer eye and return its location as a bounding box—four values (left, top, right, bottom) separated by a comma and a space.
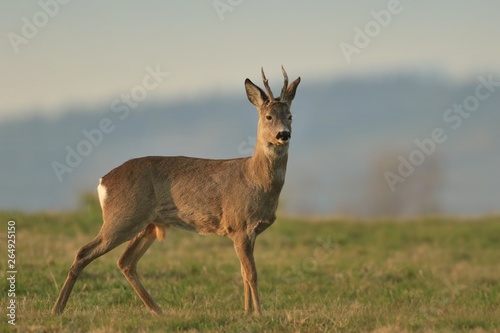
288, 115, 293, 120
266, 115, 272, 120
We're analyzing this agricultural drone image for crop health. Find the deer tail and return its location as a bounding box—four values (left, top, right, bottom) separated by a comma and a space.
155, 225, 166, 241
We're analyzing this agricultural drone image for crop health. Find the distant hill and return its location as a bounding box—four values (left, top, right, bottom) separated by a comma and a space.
2, 71, 499, 216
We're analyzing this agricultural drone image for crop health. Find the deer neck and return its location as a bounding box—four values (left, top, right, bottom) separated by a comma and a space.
246, 139, 289, 191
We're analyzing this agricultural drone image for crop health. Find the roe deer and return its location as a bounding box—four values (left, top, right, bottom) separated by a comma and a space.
52, 66, 301, 316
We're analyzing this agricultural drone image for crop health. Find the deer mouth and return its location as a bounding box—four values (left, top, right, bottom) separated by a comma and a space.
275, 139, 290, 146
268, 139, 290, 148
272, 140, 290, 148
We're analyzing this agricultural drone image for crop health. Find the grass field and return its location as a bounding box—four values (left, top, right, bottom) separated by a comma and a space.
1, 196, 500, 332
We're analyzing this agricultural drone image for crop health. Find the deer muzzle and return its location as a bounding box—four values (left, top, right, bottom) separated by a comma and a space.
276, 131, 291, 141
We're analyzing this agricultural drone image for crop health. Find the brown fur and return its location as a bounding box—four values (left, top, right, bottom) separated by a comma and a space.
52, 67, 300, 316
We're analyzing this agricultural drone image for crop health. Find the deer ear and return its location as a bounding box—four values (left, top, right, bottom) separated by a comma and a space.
283, 77, 301, 107
245, 79, 268, 107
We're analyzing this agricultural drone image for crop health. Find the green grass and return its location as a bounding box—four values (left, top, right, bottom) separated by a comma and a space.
1, 197, 500, 332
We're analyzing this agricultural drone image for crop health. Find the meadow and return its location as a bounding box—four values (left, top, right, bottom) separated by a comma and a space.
1, 195, 499, 332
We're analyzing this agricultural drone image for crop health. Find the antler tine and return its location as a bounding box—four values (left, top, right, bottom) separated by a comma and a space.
280, 65, 289, 100
261, 67, 274, 101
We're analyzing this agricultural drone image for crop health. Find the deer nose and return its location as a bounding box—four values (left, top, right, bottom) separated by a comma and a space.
276, 131, 291, 141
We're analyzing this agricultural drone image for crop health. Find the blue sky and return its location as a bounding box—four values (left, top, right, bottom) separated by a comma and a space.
1, 0, 500, 120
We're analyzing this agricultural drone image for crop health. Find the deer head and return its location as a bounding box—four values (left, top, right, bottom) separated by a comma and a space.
245, 66, 301, 152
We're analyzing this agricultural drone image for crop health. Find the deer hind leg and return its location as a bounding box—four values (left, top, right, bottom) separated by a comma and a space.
233, 234, 260, 316
52, 231, 127, 315
117, 224, 162, 315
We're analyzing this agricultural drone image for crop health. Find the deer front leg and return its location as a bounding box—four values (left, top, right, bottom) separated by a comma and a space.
233, 234, 260, 316
240, 264, 252, 313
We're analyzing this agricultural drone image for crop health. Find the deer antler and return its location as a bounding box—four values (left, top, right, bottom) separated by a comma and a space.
261, 67, 274, 101
280, 65, 289, 101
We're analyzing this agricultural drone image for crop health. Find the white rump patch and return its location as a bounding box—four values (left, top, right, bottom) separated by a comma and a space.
97, 178, 107, 208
